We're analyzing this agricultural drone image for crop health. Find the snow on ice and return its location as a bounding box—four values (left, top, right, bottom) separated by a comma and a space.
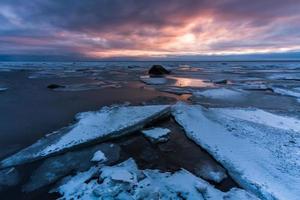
172, 103, 300, 200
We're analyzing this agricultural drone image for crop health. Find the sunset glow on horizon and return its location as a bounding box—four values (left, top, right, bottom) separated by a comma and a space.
1, 0, 300, 60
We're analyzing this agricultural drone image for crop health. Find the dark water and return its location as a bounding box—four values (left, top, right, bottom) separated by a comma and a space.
0, 70, 179, 148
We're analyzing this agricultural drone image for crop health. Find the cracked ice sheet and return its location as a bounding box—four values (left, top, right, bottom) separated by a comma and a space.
55, 158, 257, 200
0, 105, 170, 168
172, 104, 300, 200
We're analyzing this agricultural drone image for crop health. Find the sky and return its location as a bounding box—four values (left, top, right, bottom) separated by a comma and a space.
0, 0, 300, 61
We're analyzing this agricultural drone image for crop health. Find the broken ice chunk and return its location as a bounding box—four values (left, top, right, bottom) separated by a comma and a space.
55, 158, 257, 200
90, 150, 107, 163
100, 158, 141, 184
0, 105, 170, 168
195, 163, 227, 183
54, 166, 100, 198
142, 127, 171, 143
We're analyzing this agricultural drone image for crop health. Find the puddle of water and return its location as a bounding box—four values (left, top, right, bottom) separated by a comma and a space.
168, 76, 214, 88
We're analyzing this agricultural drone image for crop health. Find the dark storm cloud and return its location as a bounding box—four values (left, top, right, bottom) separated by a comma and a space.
1, 0, 300, 60
4, 0, 297, 30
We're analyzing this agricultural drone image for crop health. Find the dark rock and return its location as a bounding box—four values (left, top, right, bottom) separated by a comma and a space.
47, 84, 65, 89
214, 79, 230, 84
148, 65, 170, 76
128, 65, 139, 69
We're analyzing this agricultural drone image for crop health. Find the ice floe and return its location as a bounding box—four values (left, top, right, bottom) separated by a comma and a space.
91, 150, 107, 162
193, 88, 245, 100
0, 87, 7, 92
23, 143, 120, 192
142, 127, 171, 143
140, 75, 168, 85
172, 103, 300, 200
46, 81, 123, 92
0, 105, 170, 168
268, 73, 300, 80
272, 87, 300, 99
55, 158, 257, 200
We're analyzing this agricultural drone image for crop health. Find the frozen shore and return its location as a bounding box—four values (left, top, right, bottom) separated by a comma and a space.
1, 61, 300, 199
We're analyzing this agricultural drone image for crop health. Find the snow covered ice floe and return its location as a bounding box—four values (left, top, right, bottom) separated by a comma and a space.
0, 105, 170, 168
55, 158, 257, 200
172, 103, 300, 200
142, 127, 171, 143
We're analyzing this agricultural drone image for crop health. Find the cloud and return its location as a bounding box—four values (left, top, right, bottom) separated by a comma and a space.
0, 0, 300, 60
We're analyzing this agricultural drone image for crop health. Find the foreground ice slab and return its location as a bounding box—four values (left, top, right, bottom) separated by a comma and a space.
172, 104, 300, 200
0, 105, 170, 168
55, 158, 257, 200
